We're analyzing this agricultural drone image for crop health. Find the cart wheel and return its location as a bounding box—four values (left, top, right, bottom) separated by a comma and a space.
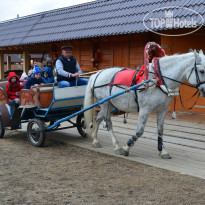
27, 119, 46, 147
0, 115, 5, 138
76, 113, 88, 138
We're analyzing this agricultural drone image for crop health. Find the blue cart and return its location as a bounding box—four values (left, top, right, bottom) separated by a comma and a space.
0, 81, 149, 147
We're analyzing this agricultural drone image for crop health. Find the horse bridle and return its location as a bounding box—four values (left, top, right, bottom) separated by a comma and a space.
149, 59, 205, 110
178, 60, 205, 110
188, 61, 205, 89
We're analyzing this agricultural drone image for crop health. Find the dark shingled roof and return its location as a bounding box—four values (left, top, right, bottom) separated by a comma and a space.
0, 0, 204, 47
4, 54, 22, 63
29, 54, 46, 59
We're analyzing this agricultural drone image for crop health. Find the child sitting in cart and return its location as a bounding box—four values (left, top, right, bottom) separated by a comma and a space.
19, 72, 28, 88
24, 65, 46, 89
42, 58, 54, 83
6, 72, 23, 104
28, 69, 33, 78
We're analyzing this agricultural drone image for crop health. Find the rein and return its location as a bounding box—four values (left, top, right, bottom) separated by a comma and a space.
149, 71, 196, 88
149, 60, 205, 110
179, 89, 200, 110
188, 61, 205, 89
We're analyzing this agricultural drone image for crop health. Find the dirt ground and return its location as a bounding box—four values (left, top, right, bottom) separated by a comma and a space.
0, 129, 205, 205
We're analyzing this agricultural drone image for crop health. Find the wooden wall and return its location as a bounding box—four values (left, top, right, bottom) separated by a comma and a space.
97, 41, 114, 69
129, 38, 146, 68
161, 28, 205, 113
54, 34, 149, 71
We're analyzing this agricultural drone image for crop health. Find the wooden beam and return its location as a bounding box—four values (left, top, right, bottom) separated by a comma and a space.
0, 50, 49, 55
0, 53, 4, 79
7, 56, 11, 71
0, 51, 23, 54
23, 51, 30, 73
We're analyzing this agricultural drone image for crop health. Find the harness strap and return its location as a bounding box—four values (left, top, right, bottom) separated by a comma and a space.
108, 69, 128, 110
179, 88, 200, 110
109, 69, 127, 86
149, 71, 196, 88
132, 65, 144, 112
152, 60, 171, 95
131, 65, 144, 85
109, 68, 142, 112
91, 69, 113, 95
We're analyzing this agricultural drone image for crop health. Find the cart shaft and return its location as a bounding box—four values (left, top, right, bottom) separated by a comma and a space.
47, 80, 150, 131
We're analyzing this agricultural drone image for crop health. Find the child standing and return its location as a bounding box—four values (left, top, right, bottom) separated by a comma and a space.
6, 72, 23, 104
25, 65, 46, 89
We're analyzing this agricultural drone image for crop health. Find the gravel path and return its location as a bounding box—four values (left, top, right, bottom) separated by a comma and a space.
0, 130, 205, 205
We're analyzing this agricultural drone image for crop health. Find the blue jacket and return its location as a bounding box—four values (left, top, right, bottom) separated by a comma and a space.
25, 76, 46, 89
43, 66, 54, 83
43, 58, 54, 84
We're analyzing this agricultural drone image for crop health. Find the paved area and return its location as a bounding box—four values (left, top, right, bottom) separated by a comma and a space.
20, 111, 205, 179
45, 111, 205, 179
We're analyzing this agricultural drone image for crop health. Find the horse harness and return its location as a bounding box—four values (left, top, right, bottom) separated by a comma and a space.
91, 67, 145, 111
151, 59, 205, 110
188, 60, 205, 89
91, 58, 205, 111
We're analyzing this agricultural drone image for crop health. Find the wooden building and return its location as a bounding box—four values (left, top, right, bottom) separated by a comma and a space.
0, 0, 205, 113
4, 54, 22, 71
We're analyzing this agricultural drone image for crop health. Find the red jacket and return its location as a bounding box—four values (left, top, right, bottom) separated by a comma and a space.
6, 72, 22, 100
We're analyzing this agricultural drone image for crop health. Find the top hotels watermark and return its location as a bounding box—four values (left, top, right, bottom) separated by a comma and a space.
143, 6, 204, 36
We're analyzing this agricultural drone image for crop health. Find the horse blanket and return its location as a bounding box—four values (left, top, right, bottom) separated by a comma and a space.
111, 65, 145, 87
111, 58, 164, 87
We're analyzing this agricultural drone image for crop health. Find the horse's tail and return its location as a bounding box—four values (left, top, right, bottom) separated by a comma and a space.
84, 75, 95, 137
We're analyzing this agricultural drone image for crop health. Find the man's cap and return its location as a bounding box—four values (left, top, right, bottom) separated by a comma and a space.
61, 46, 73, 51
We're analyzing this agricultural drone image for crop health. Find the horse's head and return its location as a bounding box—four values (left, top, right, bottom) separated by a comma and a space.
187, 50, 205, 97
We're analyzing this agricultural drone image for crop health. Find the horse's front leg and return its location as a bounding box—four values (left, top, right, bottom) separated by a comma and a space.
122, 109, 150, 156
157, 110, 171, 159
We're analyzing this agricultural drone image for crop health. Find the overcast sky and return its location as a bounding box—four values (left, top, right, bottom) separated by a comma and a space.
0, 0, 96, 22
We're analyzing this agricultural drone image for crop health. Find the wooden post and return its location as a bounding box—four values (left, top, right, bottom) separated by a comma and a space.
0, 53, 4, 79
7, 55, 11, 71
23, 51, 30, 73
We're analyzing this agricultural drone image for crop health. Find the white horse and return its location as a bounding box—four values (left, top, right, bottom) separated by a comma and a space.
84, 50, 205, 158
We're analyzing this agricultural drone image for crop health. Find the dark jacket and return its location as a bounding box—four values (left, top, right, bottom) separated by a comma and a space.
6, 72, 22, 100
43, 58, 54, 83
25, 76, 46, 89
57, 55, 77, 82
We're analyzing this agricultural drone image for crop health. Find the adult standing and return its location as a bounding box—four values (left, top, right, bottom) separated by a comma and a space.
55, 46, 88, 88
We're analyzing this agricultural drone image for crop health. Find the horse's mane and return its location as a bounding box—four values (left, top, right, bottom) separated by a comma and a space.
159, 52, 194, 69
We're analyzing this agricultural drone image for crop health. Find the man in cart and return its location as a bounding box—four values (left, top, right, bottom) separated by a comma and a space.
56, 46, 88, 88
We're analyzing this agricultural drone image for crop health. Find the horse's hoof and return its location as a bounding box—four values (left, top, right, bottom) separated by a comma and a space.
114, 147, 124, 155
123, 150, 129, 156
92, 142, 102, 148
161, 154, 172, 159
121, 145, 130, 156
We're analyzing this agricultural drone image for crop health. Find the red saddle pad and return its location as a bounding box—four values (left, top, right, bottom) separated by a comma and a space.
113, 65, 145, 87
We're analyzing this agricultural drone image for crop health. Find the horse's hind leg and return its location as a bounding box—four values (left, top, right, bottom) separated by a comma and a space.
91, 103, 123, 154
106, 115, 124, 155
157, 110, 171, 159
122, 109, 150, 156
91, 109, 104, 148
